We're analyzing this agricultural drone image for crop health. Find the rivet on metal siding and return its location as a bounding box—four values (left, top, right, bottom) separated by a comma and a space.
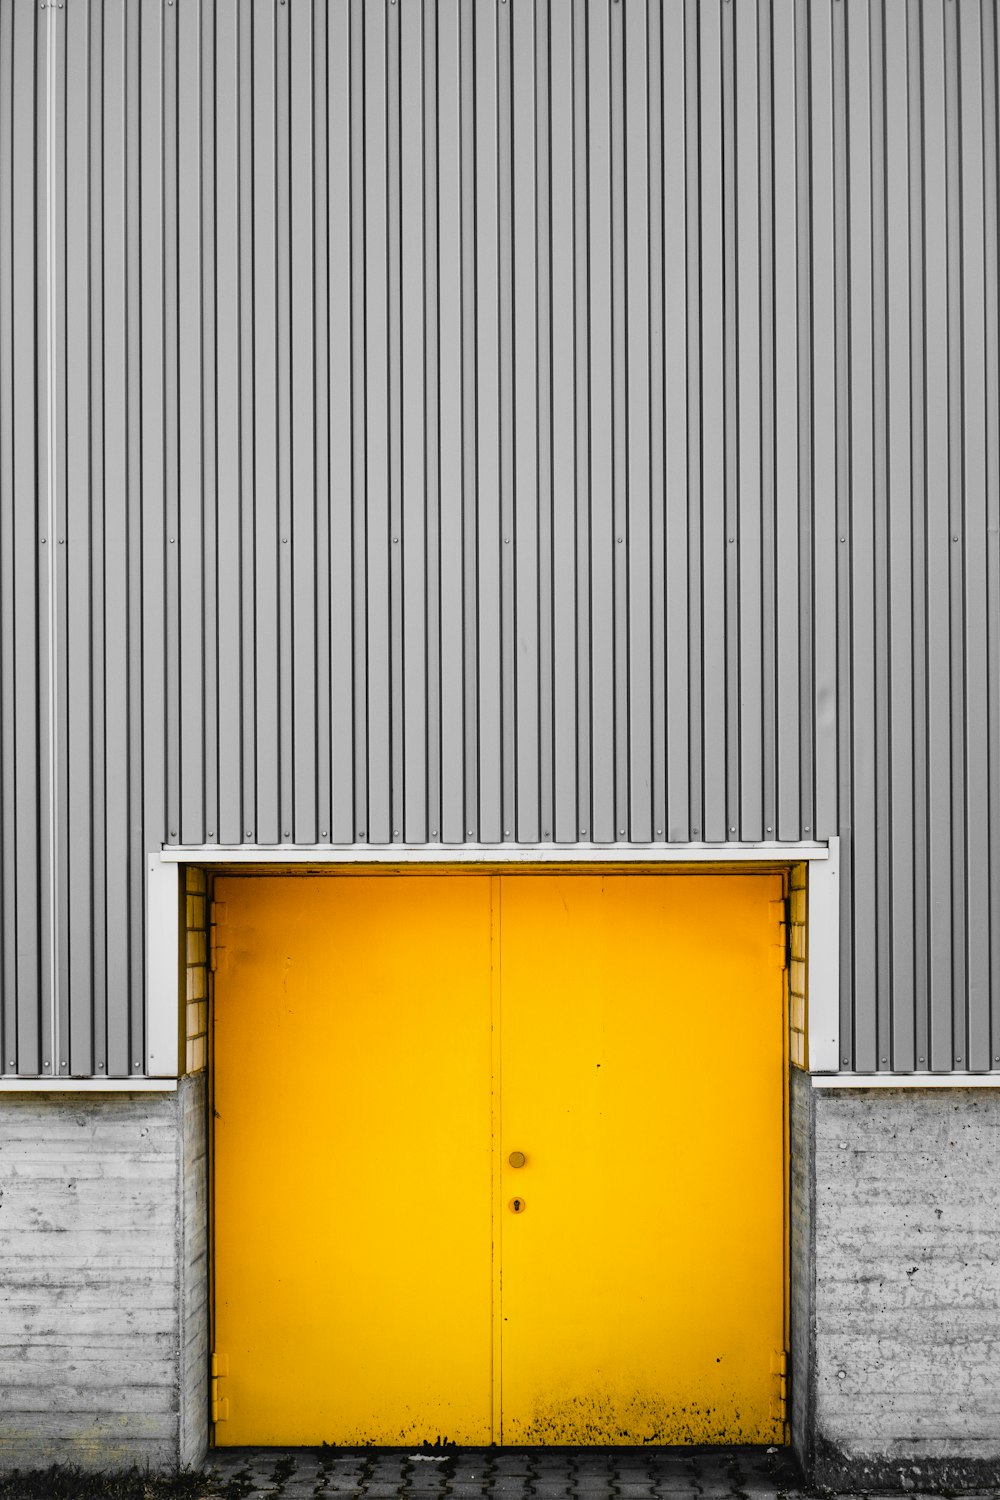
767, 826, 772, 833
843, 1058, 850, 1065
431, 830, 437, 837
804, 825, 810, 832
730, 827, 736, 834
134, 1062, 140, 1069
955, 1056, 962, 1063
919, 1056, 925, 1063
246, 830, 253, 837
619, 829, 625, 836
208, 831, 214, 837
468, 830, 474, 837
881, 1057, 887, 1063
580, 828, 587, 835
358, 830, 365, 838
393, 537, 398, 544
544, 831, 550, 838
284, 831, 290, 837
98, 1062, 104, 1070
44, 1061, 50, 1068
656, 829, 662, 836
60, 1060, 66, 1067
839, 536, 845, 542
953, 535, 959, 542
169, 536, 175, 543
321, 831, 328, 838
617, 536, 623, 543
8, 1061, 13, 1067
505, 829, 510, 837
59, 538, 64, 544
170, 831, 177, 837
393, 830, 399, 837
283, 538, 288, 543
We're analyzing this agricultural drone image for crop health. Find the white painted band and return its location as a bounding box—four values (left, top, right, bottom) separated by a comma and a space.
0, 1078, 179, 1093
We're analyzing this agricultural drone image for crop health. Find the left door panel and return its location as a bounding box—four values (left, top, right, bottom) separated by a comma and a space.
213, 875, 494, 1445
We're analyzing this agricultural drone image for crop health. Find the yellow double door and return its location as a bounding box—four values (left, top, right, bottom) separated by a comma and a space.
214, 873, 786, 1447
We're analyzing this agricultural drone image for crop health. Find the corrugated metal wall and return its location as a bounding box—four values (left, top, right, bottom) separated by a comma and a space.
0, 0, 997, 1076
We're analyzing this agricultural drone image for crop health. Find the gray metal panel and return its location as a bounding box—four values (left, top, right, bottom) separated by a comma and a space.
1, 0, 999, 1077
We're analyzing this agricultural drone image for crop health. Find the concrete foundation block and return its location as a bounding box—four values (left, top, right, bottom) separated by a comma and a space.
791, 1070, 1000, 1491
0, 1074, 208, 1471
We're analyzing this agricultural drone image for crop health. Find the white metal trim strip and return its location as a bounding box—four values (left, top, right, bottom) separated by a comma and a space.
807, 835, 840, 1071
812, 1073, 1000, 1088
159, 841, 830, 865
0, 1078, 178, 1093
146, 855, 180, 1076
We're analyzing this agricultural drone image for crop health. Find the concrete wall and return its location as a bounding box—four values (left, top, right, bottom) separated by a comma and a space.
0, 1077, 208, 1471
791, 1076, 1000, 1490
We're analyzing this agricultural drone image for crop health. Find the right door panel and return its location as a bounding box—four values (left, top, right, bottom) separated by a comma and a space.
497, 873, 786, 1445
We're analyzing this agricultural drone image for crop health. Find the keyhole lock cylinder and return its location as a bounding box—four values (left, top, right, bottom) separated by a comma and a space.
509, 1197, 526, 1214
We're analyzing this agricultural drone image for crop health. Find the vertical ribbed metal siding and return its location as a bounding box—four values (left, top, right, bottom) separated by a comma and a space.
155, 0, 821, 849
0, 0, 997, 1077
806, 0, 1000, 1073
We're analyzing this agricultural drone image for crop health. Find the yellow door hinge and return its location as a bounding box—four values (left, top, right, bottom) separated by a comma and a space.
210, 902, 228, 973
211, 1352, 230, 1423
770, 1348, 788, 1423
769, 899, 788, 970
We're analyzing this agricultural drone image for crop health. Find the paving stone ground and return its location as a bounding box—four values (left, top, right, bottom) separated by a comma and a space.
200, 1447, 996, 1500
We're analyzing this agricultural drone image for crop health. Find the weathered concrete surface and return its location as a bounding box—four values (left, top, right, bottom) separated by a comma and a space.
798, 1082, 1000, 1491
0, 1076, 208, 1471
788, 1067, 814, 1467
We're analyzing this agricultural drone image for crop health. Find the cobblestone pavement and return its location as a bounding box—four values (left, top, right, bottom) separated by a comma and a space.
202, 1447, 997, 1500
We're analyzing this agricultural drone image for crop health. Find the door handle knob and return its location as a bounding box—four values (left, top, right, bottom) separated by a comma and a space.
508, 1151, 526, 1168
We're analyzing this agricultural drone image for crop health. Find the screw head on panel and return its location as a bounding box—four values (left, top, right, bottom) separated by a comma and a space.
170, 831, 176, 837
208, 831, 214, 838
843, 1058, 850, 1065
321, 831, 328, 838
246, 830, 253, 838
284, 831, 290, 837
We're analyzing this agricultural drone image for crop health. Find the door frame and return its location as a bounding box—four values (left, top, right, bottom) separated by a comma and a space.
158, 840, 836, 1445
